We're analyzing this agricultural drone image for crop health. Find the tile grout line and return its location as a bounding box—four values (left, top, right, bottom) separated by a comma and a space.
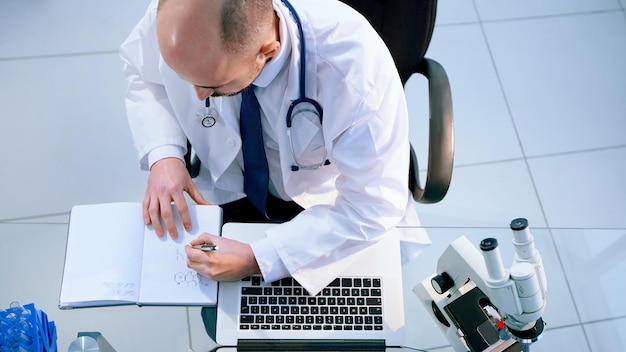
581, 314, 626, 326
0, 50, 119, 62
0, 212, 70, 223
470, 2, 593, 350
479, 8, 624, 25
469, 0, 551, 228
428, 144, 626, 172
540, 315, 626, 335
397, 225, 626, 231
524, 144, 626, 160
435, 8, 625, 28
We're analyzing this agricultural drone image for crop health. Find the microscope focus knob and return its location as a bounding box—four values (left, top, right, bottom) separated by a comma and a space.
431, 272, 455, 294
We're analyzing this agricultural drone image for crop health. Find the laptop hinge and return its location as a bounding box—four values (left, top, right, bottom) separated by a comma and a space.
236, 339, 386, 351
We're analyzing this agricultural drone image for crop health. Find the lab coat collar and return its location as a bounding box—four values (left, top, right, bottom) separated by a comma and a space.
253, 2, 291, 88
257, 0, 318, 103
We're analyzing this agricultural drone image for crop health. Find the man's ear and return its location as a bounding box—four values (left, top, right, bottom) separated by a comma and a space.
259, 40, 280, 62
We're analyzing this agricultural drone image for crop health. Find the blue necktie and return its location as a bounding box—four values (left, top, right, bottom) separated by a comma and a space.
240, 86, 269, 215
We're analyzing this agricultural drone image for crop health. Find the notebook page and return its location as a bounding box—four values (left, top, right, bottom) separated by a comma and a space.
59, 203, 144, 308
138, 204, 222, 305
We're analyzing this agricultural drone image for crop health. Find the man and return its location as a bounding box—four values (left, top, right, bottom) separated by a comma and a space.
120, 0, 429, 339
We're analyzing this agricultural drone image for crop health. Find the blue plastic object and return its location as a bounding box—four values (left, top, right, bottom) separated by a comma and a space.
0, 302, 57, 352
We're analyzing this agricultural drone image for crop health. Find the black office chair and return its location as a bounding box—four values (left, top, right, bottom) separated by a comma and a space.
339, 0, 454, 204
186, 0, 454, 204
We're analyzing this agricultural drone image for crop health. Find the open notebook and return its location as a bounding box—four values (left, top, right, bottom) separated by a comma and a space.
59, 202, 222, 309
215, 223, 406, 350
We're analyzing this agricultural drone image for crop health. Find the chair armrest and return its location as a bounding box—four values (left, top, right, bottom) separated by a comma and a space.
185, 140, 201, 178
409, 57, 455, 204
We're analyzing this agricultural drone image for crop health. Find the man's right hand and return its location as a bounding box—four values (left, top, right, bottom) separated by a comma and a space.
143, 157, 209, 239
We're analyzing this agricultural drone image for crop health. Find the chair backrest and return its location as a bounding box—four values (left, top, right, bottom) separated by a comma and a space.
339, 0, 438, 86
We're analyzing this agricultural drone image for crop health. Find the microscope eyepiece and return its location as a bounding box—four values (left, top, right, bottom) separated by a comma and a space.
510, 218, 529, 231
480, 238, 498, 251
480, 238, 507, 281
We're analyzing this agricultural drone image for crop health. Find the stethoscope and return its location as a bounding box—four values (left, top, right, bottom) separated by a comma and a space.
196, 99, 217, 128
196, 0, 330, 172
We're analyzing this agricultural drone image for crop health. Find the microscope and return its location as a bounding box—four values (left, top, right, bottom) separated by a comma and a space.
414, 218, 547, 352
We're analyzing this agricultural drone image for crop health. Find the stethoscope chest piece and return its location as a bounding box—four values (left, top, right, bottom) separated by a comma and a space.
197, 98, 217, 128
197, 107, 217, 128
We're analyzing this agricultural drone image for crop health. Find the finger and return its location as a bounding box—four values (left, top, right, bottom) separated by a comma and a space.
147, 198, 165, 237
187, 259, 210, 279
185, 245, 201, 261
187, 182, 210, 205
189, 233, 216, 247
185, 245, 215, 276
185, 243, 213, 259
172, 193, 192, 232
185, 250, 204, 273
142, 194, 152, 226
159, 199, 178, 240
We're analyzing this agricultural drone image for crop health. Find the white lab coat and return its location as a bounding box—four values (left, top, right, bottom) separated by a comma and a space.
120, 0, 430, 295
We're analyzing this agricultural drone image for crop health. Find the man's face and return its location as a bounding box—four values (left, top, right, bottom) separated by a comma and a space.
183, 51, 264, 99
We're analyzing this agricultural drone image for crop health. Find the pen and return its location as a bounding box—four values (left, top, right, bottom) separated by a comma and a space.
192, 244, 218, 252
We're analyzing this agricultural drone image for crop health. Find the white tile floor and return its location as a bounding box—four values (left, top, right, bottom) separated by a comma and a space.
1, 0, 625, 351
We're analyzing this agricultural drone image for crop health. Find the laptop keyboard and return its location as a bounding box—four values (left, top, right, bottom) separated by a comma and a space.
239, 275, 384, 331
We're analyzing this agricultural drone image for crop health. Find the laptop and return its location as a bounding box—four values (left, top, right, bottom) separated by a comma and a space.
215, 223, 406, 351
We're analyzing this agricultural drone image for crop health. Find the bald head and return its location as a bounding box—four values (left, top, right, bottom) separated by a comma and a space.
156, 0, 277, 98
220, 0, 275, 55
157, 0, 274, 58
